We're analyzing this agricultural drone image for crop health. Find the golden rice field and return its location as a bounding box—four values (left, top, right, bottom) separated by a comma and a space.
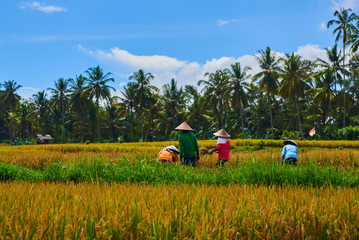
1, 140, 359, 239
1, 182, 359, 239
1, 140, 359, 171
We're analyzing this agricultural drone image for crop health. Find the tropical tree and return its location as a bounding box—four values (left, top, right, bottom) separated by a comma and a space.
29, 91, 48, 134
162, 78, 185, 129
317, 44, 346, 92
113, 84, 136, 142
227, 62, 251, 132
327, 7, 357, 128
309, 68, 337, 127
198, 70, 230, 129
69, 75, 88, 142
0, 80, 22, 112
129, 69, 158, 141
48, 78, 70, 142
252, 47, 281, 138
84, 66, 115, 142
279, 53, 312, 139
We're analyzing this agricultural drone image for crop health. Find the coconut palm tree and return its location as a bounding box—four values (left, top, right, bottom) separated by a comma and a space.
317, 44, 346, 92
129, 69, 158, 141
252, 47, 281, 139
198, 70, 230, 129
309, 68, 337, 127
69, 75, 88, 142
113, 84, 136, 142
327, 7, 357, 128
279, 53, 312, 139
28, 91, 48, 134
84, 66, 115, 142
48, 78, 70, 142
227, 62, 251, 132
162, 78, 185, 129
0, 80, 22, 112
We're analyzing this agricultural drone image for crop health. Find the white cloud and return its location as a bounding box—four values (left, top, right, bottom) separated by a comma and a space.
78, 45, 186, 72
331, 0, 359, 10
319, 22, 327, 31
296, 44, 327, 61
217, 19, 241, 26
19, 1, 67, 13
79, 44, 329, 90
18, 87, 41, 100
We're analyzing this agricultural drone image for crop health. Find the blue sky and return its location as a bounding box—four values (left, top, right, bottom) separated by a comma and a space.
0, 0, 357, 98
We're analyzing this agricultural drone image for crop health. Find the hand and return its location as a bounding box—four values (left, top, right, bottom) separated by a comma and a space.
196, 154, 200, 161
180, 157, 183, 161
208, 150, 213, 155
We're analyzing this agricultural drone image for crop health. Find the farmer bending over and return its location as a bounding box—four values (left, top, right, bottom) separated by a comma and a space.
157, 145, 180, 163
281, 140, 298, 165
208, 129, 230, 167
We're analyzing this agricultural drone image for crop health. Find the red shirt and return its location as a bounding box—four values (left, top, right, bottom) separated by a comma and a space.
213, 140, 230, 160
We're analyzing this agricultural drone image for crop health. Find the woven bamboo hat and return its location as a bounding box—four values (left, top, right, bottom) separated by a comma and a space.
175, 122, 193, 131
283, 140, 298, 147
166, 145, 180, 154
213, 129, 230, 138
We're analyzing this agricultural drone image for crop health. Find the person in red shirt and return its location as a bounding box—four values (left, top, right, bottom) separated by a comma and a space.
208, 129, 230, 167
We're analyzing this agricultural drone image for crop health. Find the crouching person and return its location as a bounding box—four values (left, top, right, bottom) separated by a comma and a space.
208, 129, 230, 167
281, 140, 298, 165
157, 145, 180, 164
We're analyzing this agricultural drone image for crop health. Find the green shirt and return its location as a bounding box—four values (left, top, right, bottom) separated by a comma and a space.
178, 131, 199, 158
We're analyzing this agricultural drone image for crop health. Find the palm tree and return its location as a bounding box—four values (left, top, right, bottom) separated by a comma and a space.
129, 69, 158, 141
309, 68, 337, 127
198, 70, 230, 129
227, 62, 251, 132
0, 80, 22, 111
327, 7, 357, 128
113, 84, 136, 142
69, 75, 88, 142
147, 94, 165, 141
317, 44, 345, 92
252, 47, 281, 139
84, 66, 115, 142
29, 91, 48, 134
162, 78, 185, 129
48, 78, 70, 142
279, 53, 312, 139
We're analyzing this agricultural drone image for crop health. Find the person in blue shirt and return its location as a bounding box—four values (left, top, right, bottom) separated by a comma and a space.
281, 140, 298, 165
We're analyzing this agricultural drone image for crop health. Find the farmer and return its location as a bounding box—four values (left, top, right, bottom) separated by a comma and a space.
157, 145, 180, 163
175, 122, 199, 167
208, 129, 231, 167
281, 140, 298, 165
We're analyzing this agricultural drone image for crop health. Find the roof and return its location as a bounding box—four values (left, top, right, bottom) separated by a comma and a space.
36, 134, 53, 140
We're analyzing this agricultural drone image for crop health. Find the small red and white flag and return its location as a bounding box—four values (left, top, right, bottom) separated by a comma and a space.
309, 127, 315, 137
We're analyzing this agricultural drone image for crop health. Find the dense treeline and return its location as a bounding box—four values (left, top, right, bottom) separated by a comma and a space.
2, 8, 359, 143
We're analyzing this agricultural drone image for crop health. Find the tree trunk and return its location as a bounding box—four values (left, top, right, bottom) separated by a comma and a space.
294, 97, 304, 139
343, 41, 346, 138
96, 97, 100, 142
268, 94, 274, 139
239, 104, 244, 131
130, 107, 133, 142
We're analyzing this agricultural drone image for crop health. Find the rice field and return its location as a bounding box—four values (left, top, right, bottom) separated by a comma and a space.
0, 140, 359, 239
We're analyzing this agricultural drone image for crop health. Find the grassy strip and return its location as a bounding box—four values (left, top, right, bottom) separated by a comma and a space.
0, 159, 358, 187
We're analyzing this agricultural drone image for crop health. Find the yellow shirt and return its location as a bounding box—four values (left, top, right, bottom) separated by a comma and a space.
157, 149, 179, 163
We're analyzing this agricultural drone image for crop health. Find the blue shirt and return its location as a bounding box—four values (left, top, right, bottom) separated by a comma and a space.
281, 144, 298, 161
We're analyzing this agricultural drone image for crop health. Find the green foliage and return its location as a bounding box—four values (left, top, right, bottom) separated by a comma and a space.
1, 158, 359, 187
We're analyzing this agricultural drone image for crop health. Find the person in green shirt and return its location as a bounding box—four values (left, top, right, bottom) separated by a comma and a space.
175, 122, 199, 167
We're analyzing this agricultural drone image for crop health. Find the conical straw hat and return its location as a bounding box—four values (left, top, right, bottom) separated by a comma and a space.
213, 129, 230, 138
175, 122, 193, 131
166, 145, 180, 154
283, 140, 298, 147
